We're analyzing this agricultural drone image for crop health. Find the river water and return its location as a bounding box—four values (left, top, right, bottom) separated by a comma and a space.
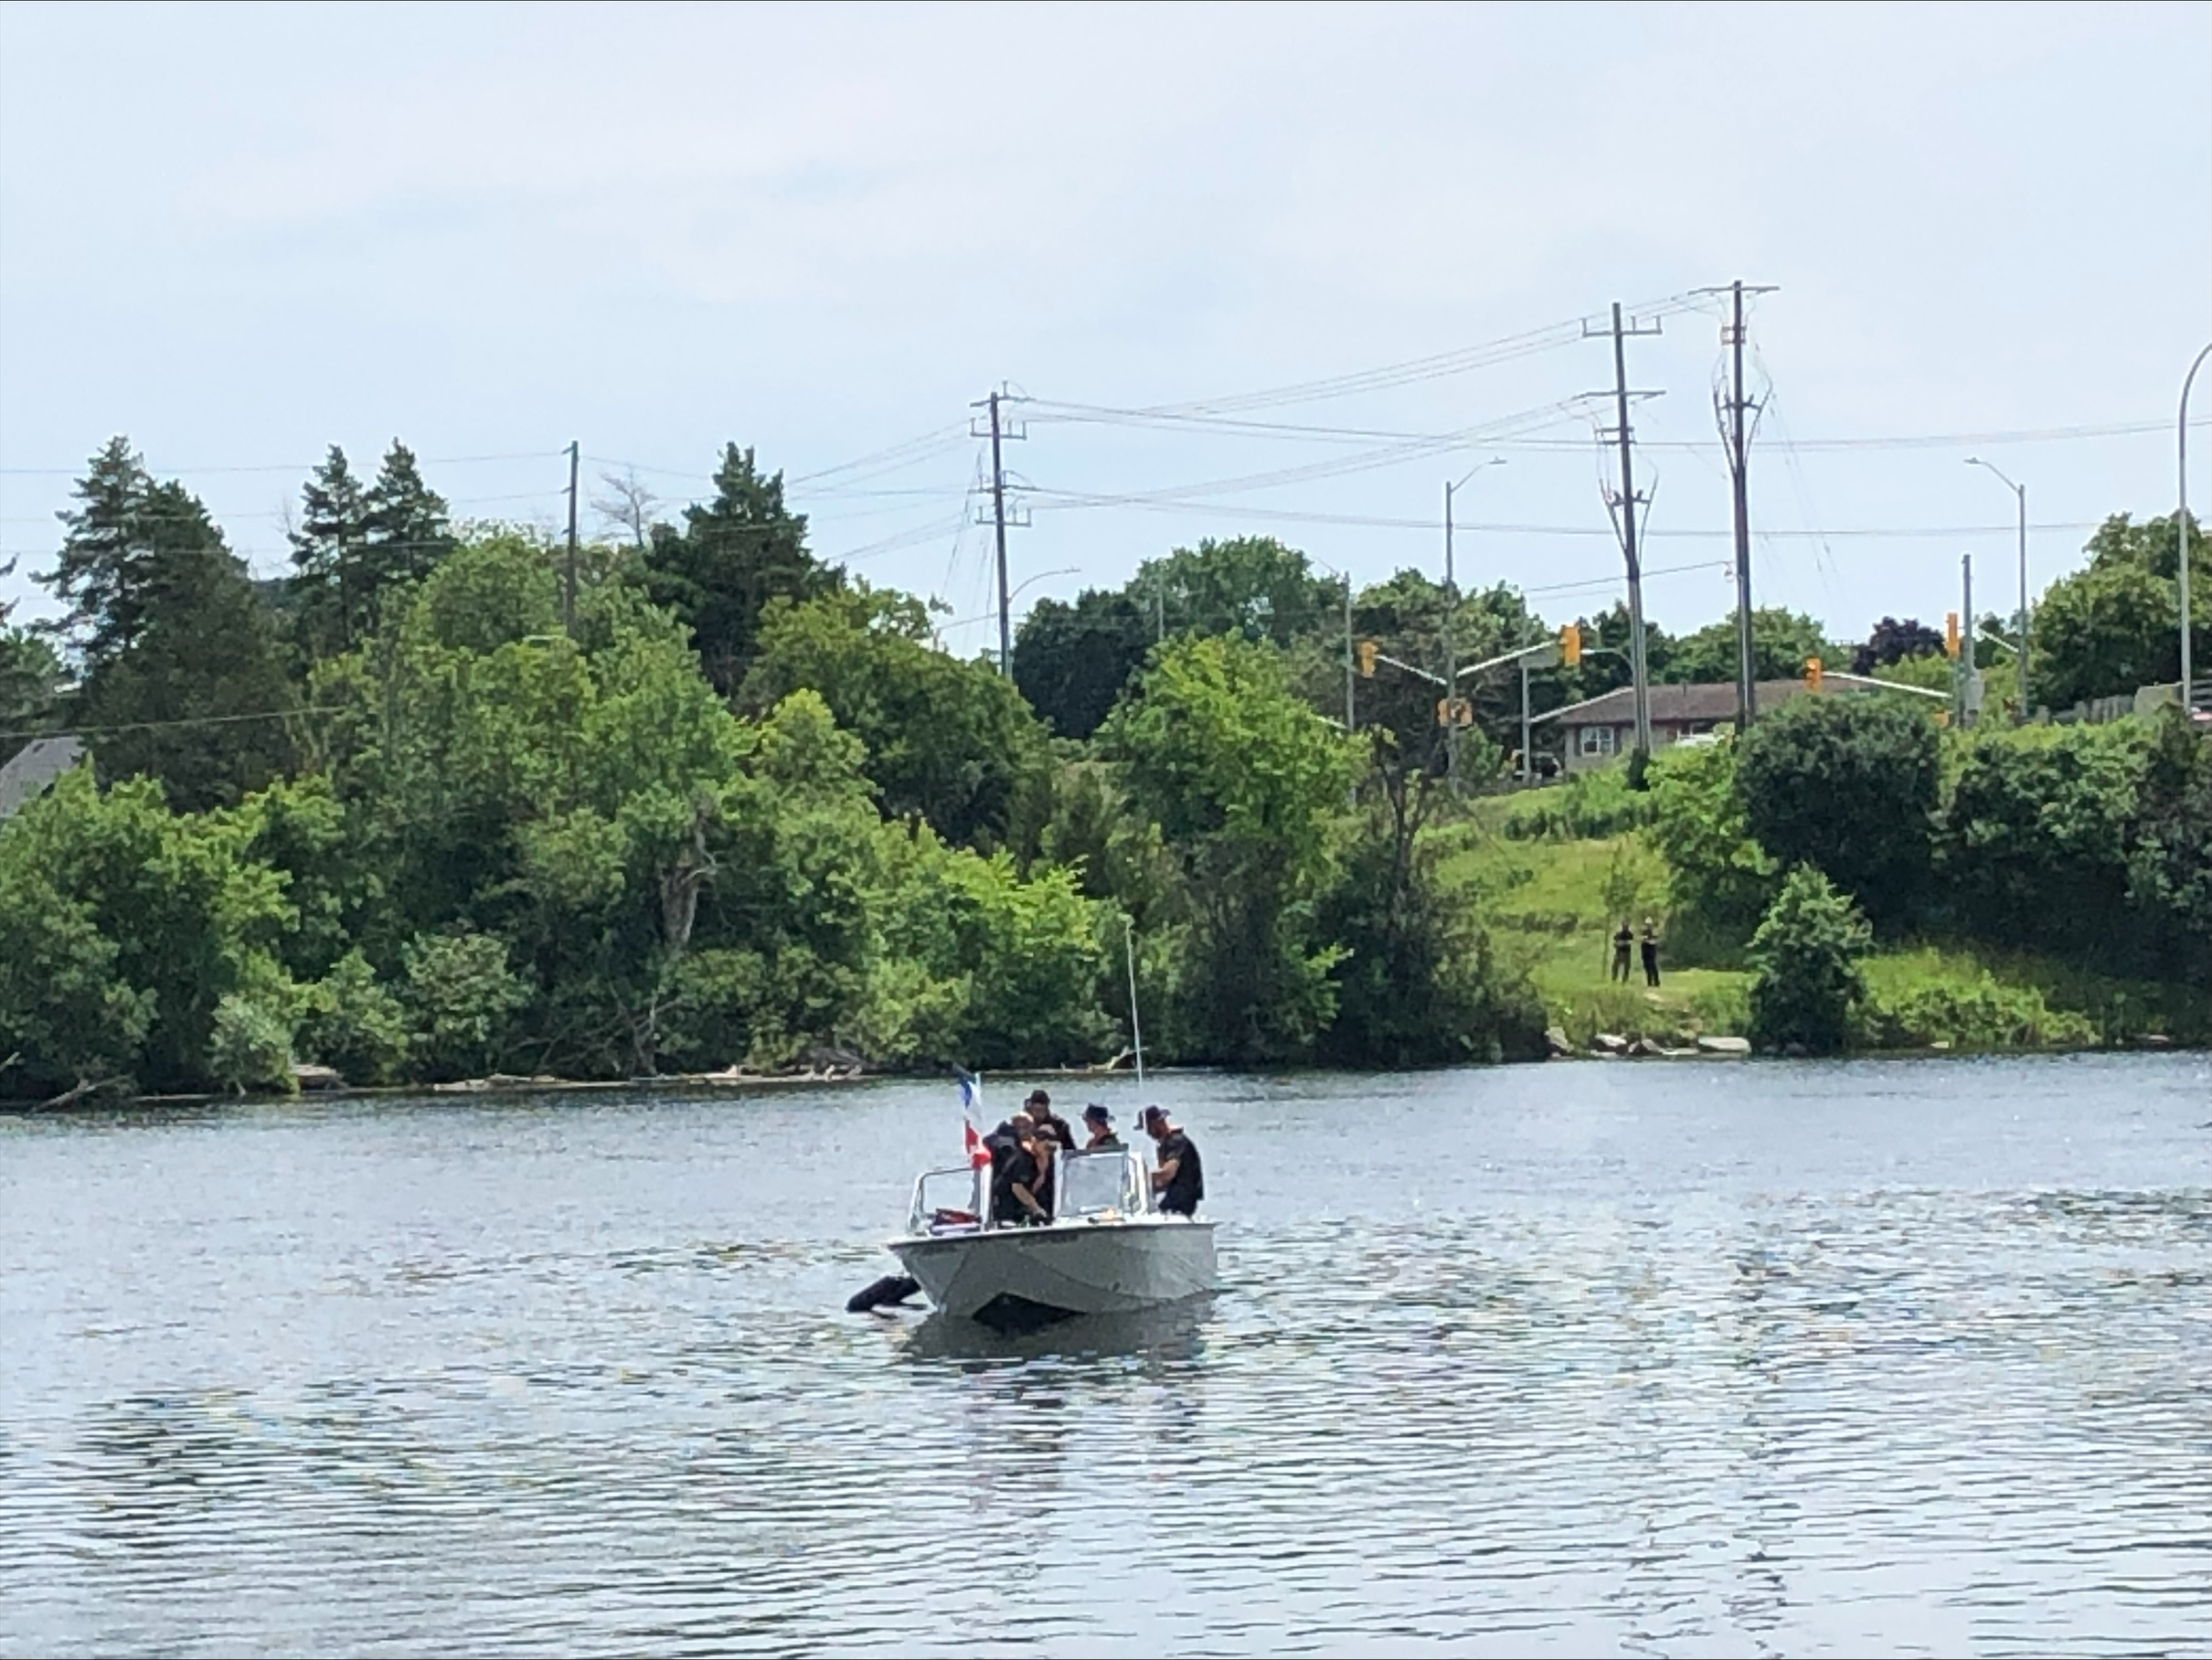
3, 1056, 2209, 1657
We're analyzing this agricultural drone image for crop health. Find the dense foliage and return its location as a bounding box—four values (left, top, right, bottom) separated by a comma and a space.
1746, 866, 1873, 1055
3, 436, 2205, 1094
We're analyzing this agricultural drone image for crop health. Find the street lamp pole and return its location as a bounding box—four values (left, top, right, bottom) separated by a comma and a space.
2180, 343, 2211, 710
1966, 457, 2030, 722
1442, 458, 1505, 791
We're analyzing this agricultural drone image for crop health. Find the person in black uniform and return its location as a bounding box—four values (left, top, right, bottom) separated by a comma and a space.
1025, 1089, 1077, 1150
1610, 919, 1634, 984
1137, 1106, 1204, 1218
1640, 917, 1662, 988
985, 1112, 1048, 1226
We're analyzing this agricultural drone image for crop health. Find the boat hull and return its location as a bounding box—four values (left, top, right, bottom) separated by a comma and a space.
888, 1218, 1217, 1322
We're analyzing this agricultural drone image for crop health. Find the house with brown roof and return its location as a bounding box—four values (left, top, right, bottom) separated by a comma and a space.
1532, 678, 1869, 774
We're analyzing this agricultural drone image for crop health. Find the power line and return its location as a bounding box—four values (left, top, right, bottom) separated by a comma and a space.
0, 705, 345, 744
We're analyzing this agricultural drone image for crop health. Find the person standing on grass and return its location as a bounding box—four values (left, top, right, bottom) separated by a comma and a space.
1611, 919, 1634, 984
1640, 917, 1662, 988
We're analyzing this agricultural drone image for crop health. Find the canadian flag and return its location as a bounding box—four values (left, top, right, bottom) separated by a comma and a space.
956, 1069, 992, 1168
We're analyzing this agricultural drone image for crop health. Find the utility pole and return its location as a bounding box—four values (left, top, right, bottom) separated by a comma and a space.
563, 440, 580, 633
1343, 577, 1356, 735
2181, 343, 2211, 711
1959, 553, 1981, 728
970, 388, 1027, 676
1587, 302, 1663, 763
1698, 280, 1777, 729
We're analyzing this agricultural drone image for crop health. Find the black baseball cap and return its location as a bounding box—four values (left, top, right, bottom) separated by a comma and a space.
1137, 1105, 1168, 1129
1082, 1103, 1112, 1125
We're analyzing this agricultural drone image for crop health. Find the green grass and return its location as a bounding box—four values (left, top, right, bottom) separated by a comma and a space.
1440, 811, 2207, 1052
1441, 822, 1749, 1045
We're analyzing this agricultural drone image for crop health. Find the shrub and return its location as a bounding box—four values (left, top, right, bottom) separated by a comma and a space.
1738, 695, 1940, 930
1858, 977, 2095, 1050
1644, 738, 1776, 965
1502, 765, 1654, 841
208, 994, 296, 1094
299, 951, 411, 1084
401, 931, 530, 1081
1747, 866, 1873, 1054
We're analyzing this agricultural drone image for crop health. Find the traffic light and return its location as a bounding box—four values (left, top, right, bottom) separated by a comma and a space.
1356, 639, 1377, 677
1559, 622, 1582, 667
1945, 612, 1962, 659
1804, 655, 1824, 693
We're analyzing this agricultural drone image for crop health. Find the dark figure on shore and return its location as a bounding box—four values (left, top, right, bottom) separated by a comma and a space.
1025, 1088, 1077, 1150
1640, 918, 1662, 988
1611, 919, 1634, 984
1138, 1106, 1204, 1218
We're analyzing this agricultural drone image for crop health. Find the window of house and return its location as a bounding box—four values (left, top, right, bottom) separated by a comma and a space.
1579, 726, 1616, 757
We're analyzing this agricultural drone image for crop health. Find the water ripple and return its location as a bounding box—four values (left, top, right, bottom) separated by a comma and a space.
3, 1057, 2209, 1655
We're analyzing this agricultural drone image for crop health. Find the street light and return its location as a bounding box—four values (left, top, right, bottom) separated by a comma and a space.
1964, 457, 2029, 722
1441, 458, 1507, 789
2180, 343, 2212, 711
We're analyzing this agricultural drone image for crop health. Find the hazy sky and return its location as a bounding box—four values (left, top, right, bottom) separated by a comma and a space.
3, 1, 2207, 654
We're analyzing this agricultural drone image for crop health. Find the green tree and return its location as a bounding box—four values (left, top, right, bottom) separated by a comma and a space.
0, 610, 60, 766
1645, 736, 1779, 963
0, 769, 292, 1093
287, 445, 373, 658
1940, 723, 2152, 954
42, 441, 296, 810
401, 931, 529, 1081
2125, 710, 2212, 979
741, 584, 1055, 852
1315, 729, 1545, 1067
1736, 693, 1941, 928
1101, 634, 1356, 1063
1012, 588, 1152, 740
1662, 608, 1832, 685
2030, 512, 2209, 708
637, 443, 832, 693
359, 441, 454, 600
1746, 865, 1873, 1054
1134, 535, 1342, 647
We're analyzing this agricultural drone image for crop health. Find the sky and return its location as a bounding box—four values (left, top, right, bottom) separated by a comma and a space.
2, 1, 2207, 658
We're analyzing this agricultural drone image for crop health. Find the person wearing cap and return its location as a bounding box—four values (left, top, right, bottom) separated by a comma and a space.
1137, 1106, 1203, 1218
1025, 1088, 1077, 1151
1081, 1104, 1122, 1151
985, 1112, 1048, 1227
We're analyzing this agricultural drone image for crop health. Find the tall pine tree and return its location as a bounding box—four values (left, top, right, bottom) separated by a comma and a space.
43, 440, 296, 810
287, 444, 372, 658
360, 441, 452, 600
638, 443, 831, 694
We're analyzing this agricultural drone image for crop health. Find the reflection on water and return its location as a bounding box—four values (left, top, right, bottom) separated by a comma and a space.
3, 1055, 2209, 1656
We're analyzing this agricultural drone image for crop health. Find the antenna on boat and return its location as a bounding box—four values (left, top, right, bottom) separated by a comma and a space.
1122, 914, 1145, 1090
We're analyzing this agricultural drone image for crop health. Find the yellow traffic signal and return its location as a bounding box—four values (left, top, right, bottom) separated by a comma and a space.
1804, 654, 1824, 693
1356, 639, 1377, 677
1559, 623, 1582, 667
1945, 612, 1961, 659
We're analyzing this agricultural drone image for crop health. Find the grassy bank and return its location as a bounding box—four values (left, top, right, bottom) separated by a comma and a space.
1440, 807, 2207, 1052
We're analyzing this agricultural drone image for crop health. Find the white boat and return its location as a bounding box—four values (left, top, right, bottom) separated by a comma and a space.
888, 1146, 1217, 1326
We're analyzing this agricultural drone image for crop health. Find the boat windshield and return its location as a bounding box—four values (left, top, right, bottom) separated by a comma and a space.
1053, 1149, 1146, 1220
909, 1165, 985, 1234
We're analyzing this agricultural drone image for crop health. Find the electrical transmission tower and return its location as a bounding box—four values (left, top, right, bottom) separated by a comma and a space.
970, 387, 1029, 676
1584, 302, 1664, 763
